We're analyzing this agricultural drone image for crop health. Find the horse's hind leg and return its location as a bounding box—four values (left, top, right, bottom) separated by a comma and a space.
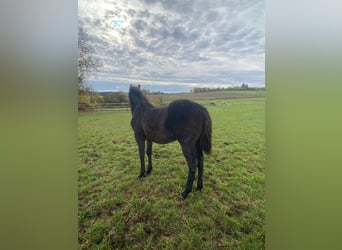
180, 144, 198, 200
196, 149, 204, 191
146, 139, 153, 175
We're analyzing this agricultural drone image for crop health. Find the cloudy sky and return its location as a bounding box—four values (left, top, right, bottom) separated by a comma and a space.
79, 0, 264, 92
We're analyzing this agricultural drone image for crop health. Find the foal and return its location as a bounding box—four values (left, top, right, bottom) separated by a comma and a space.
128, 85, 212, 200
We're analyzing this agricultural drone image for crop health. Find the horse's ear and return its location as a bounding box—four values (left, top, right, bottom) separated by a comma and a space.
138, 84, 141, 89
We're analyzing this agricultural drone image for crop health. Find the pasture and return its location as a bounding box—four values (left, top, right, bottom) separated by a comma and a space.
78, 97, 265, 249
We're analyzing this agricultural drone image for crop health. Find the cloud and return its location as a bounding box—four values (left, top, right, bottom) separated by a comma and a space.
79, 0, 265, 91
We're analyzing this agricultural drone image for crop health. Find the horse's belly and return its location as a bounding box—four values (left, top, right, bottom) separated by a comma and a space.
154, 137, 176, 144
146, 130, 176, 144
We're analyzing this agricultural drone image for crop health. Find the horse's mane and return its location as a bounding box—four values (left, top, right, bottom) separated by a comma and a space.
128, 85, 153, 113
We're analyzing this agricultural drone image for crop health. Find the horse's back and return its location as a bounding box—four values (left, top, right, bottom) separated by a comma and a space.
167, 99, 204, 120
165, 100, 209, 139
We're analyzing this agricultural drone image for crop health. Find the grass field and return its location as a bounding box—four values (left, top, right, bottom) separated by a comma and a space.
160, 90, 265, 103
78, 97, 265, 249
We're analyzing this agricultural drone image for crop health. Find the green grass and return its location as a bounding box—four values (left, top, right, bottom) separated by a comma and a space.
158, 90, 265, 104
78, 98, 265, 249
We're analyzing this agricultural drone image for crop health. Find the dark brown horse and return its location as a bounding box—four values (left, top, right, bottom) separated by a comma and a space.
128, 85, 212, 200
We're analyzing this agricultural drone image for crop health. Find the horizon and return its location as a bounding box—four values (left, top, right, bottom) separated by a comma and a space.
84, 80, 265, 93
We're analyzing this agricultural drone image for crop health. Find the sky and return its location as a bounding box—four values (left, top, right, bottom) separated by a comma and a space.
78, 0, 265, 93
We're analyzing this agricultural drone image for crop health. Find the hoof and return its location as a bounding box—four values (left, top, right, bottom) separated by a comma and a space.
180, 192, 188, 201
146, 168, 152, 175
137, 173, 145, 179
196, 186, 202, 191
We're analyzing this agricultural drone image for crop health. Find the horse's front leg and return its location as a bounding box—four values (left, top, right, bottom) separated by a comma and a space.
146, 139, 153, 175
135, 133, 146, 179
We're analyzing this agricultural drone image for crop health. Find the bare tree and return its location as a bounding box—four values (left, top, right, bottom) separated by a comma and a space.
78, 26, 102, 110
78, 26, 101, 94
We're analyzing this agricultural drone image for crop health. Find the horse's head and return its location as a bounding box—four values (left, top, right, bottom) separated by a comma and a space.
129, 85, 152, 113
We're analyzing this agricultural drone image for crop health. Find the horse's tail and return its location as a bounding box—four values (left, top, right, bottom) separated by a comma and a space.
200, 109, 212, 154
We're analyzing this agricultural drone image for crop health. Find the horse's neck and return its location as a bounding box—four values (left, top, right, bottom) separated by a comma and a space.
132, 101, 153, 114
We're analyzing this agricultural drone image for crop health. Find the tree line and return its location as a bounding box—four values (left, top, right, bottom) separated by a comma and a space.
191, 83, 265, 93
78, 91, 129, 111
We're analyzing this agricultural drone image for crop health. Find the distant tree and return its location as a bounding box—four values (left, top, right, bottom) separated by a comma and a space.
241, 83, 249, 90
148, 94, 163, 106
118, 92, 128, 103
78, 26, 102, 110
102, 92, 128, 103
103, 92, 118, 103
78, 27, 101, 90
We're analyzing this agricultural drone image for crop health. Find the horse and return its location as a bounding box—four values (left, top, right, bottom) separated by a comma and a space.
128, 85, 212, 200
